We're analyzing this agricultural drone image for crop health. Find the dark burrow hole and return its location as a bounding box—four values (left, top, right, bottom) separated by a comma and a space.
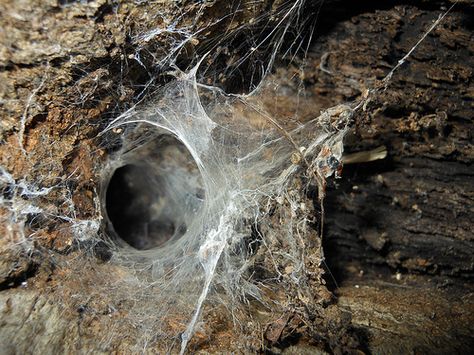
105, 135, 204, 250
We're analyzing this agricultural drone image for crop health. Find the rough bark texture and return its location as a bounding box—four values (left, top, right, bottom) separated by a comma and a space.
0, 0, 473, 354
308, 1, 474, 353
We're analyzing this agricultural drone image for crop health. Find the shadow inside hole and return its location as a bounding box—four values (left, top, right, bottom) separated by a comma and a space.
105, 135, 204, 250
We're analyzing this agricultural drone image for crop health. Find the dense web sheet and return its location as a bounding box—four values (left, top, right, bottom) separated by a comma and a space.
101, 66, 349, 352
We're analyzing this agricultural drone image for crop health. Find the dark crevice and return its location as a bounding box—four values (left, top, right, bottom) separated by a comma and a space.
0, 261, 39, 291
322, 152, 474, 285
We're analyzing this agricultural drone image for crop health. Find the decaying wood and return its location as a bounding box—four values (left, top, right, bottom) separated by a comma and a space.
0, 0, 472, 353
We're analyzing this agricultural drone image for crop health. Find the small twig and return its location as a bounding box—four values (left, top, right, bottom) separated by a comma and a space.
342, 145, 387, 164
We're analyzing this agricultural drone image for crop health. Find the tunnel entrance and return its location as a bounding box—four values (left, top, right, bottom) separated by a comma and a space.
105, 134, 204, 250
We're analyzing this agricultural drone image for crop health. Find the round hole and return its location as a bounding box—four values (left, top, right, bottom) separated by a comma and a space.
104, 135, 204, 250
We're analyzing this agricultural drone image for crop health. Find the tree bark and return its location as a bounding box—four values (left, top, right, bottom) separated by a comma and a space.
0, 0, 472, 353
